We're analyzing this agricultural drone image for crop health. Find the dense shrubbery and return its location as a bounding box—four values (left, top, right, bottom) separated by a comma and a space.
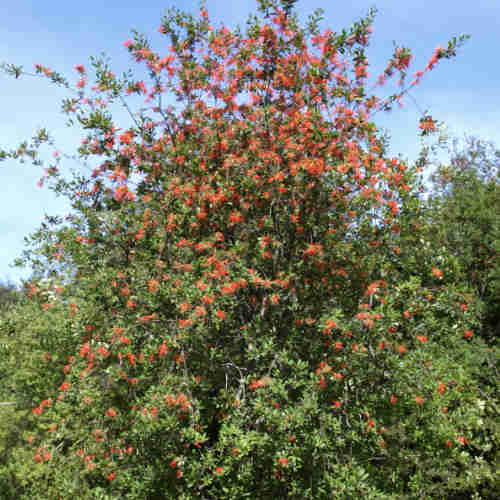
425, 136, 500, 342
0, 1, 498, 498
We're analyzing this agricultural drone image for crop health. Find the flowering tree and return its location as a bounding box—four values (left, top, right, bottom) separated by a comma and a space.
2, 1, 497, 498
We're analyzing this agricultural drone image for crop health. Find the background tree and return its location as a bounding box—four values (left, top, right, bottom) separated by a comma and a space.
0, 280, 20, 312
426, 135, 500, 342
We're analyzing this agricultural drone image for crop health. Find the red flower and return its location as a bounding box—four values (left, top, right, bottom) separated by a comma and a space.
221, 281, 241, 296
363, 319, 375, 329
139, 313, 157, 323
106, 408, 117, 418
431, 267, 443, 278
419, 117, 436, 132
194, 306, 207, 318
201, 294, 215, 304
80, 343, 91, 358
157, 343, 169, 357
178, 319, 193, 329
229, 211, 244, 224
249, 377, 271, 390
414, 396, 425, 404
97, 346, 110, 358
303, 243, 323, 257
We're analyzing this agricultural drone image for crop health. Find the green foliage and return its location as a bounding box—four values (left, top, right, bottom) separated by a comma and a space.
426, 136, 500, 341
0, 281, 21, 313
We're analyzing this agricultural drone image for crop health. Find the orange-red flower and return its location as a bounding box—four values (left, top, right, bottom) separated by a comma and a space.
303, 243, 323, 257
432, 267, 443, 278
194, 306, 207, 318
229, 211, 244, 224
157, 343, 169, 357
249, 377, 271, 390
419, 117, 436, 132
148, 279, 159, 293
201, 294, 215, 304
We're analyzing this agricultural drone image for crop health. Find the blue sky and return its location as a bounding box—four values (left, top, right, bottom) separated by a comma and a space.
1, 0, 499, 285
